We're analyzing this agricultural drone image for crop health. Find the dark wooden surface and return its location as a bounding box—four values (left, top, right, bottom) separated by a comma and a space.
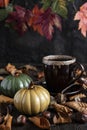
12, 123, 87, 130
11, 105, 87, 130
10, 64, 87, 130
0, 63, 87, 130
11, 99, 87, 130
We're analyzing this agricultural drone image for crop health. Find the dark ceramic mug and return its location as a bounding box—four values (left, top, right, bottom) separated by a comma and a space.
42, 55, 84, 94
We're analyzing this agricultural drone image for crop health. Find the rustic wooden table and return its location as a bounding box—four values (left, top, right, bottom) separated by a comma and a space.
0, 63, 87, 130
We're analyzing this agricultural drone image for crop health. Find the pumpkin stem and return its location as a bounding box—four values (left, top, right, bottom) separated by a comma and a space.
5, 63, 22, 76
28, 81, 34, 89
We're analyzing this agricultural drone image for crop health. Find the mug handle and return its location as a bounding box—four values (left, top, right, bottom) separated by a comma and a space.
67, 62, 85, 86
61, 62, 85, 94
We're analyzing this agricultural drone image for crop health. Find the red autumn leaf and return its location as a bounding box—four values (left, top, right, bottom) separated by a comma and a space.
74, 2, 87, 37
0, 0, 10, 7
28, 6, 62, 40
6, 5, 31, 35
35, 8, 62, 40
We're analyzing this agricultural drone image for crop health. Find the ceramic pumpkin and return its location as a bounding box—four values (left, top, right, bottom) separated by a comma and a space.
14, 84, 50, 115
0, 73, 33, 97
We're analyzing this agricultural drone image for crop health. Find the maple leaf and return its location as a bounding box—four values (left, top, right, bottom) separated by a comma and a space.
0, 0, 10, 7
28, 5, 44, 35
28, 6, 62, 40
74, 2, 87, 37
38, 8, 62, 40
6, 5, 31, 35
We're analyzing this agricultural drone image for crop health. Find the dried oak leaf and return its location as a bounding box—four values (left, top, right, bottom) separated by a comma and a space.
0, 113, 13, 130
5, 63, 16, 73
83, 84, 87, 89
37, 71, 44, 79
29, 116, 50, 129
53, 113, 72, 124
52, 103, 72, 124
52, 103, 73, 115
64, 101, 87, 112
69, 93, 86, 101
0, 95, 13, 104
5, 63, 22, 76
78, 77, 87, 89
74, 2, 87, 37
19, 64, 37, 73
55, 93, 67, 103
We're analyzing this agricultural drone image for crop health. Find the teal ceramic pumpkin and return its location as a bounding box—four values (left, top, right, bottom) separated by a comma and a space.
0, 73, 33, 97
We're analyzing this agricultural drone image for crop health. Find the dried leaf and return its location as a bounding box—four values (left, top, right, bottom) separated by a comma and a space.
0, 95, 13, 104
78, 77, 87, 89
64, 101, 87, 112
83, 84, 87, 89
5, 114, 13, 130
0, 113, 13, 130
29, 116, 50, 129
0, 124, 5, 130
20, 65, 37, 72
52, 102, 72, 124
69, 93, 86, 101
52, 103, 73, 115
5, 63, 22, 76
55, 93, 67, 103
53, 113, 72, 124
6, 63, 16, 72
37, 71, 44, 79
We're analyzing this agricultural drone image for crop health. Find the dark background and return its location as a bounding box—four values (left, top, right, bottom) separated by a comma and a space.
0, 0, 87, 65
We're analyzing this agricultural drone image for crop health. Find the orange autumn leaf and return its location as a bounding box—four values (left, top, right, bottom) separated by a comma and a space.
5, 0, 10, 7
28, 5, 44, 35
74, 2, 87, 37
0, 0, 10, 7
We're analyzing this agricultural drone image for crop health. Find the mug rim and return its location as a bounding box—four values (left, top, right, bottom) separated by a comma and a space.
42, 55, 76, 65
